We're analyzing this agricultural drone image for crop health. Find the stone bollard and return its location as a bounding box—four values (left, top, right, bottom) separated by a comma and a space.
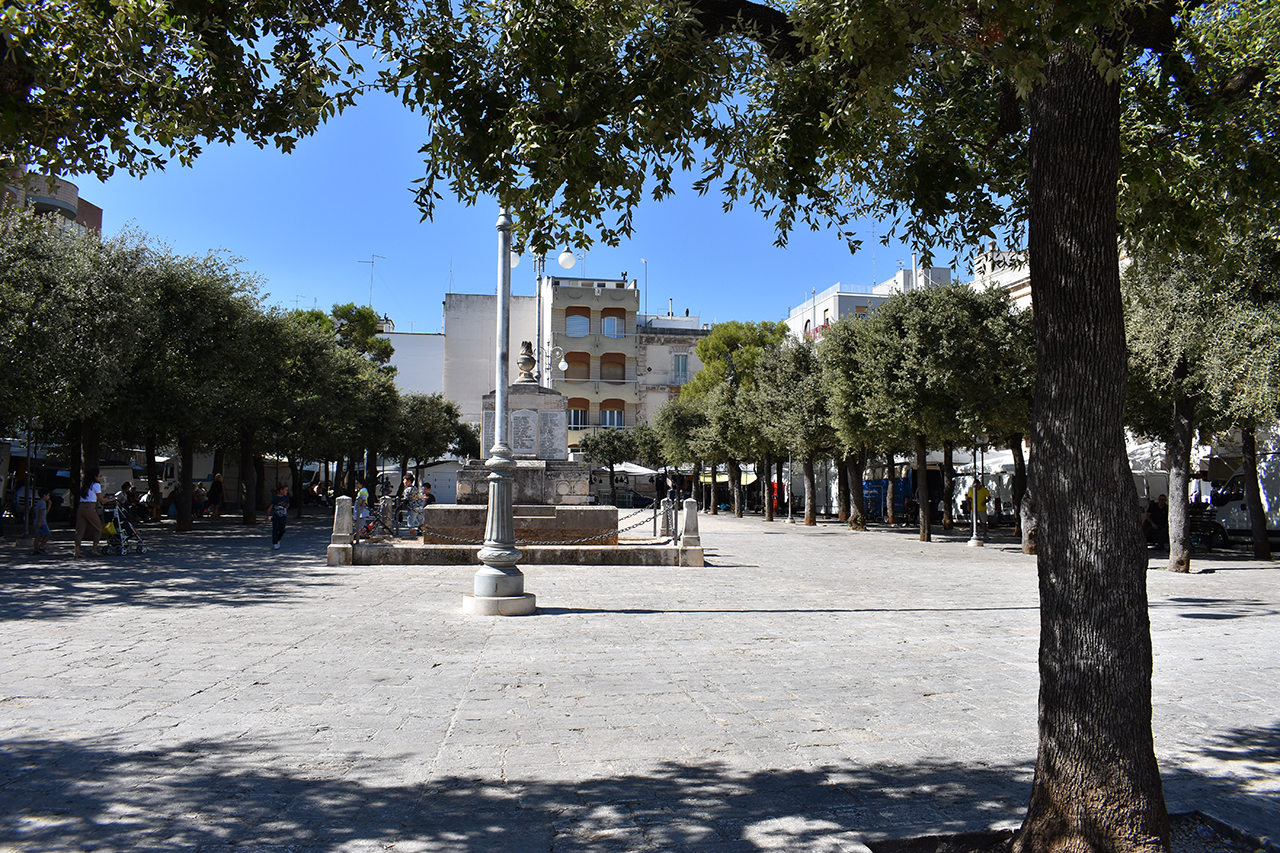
659, 498, 673, 537
328, 496, 353, 566
678, 498, 704, 566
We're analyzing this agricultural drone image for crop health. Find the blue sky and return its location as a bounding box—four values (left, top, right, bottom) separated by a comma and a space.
81, 91, 941, 333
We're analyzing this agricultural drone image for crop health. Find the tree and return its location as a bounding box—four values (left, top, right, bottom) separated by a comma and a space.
653, 395, 707, 501
755, 338, 834, 526
579, 428, 639, 507
331, 303, 396, 365
377, 2, 1280, 847
389, 392, 466, 482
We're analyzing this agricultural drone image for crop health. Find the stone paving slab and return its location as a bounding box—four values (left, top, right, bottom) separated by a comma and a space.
0, 512, 1276, 852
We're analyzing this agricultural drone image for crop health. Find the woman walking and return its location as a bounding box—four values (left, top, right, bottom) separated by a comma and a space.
74, 468, 109, 558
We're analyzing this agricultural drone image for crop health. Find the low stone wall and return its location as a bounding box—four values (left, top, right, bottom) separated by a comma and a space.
353, 542, 694, 566
421, 504, 619, 546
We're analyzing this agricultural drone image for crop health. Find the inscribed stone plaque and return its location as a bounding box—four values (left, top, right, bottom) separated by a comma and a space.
511, 409, 538, 456
482, 411, 495, 456
539, 411, 568, 460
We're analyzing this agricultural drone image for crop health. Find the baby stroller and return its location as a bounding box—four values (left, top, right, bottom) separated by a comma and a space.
104, 504, 149, 555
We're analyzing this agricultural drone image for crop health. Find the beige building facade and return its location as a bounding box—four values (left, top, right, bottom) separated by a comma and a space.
636, 314, 709, 425
538, 275, 640, 449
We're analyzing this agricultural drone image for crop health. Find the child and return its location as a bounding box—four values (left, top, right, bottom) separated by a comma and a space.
354, 478, 370, 520
32, 488, 51, 556
271, 483, 291, 550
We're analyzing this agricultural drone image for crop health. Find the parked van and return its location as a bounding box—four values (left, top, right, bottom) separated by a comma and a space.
1211, 450, 1280, 544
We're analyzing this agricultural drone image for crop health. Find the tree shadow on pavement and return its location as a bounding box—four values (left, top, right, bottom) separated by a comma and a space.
1165, 719, 1280, 845
0, 520, 342, 621
0, 734, 1035, 852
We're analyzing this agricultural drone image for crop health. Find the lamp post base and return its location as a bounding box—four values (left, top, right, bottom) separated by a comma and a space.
462, 593, 537, 616
967, 537, 984, 547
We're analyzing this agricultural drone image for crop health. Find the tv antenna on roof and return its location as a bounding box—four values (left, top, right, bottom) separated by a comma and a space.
359, 254, 385, 306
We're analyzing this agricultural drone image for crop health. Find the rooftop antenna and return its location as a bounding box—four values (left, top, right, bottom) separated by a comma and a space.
359, 254, 385, 306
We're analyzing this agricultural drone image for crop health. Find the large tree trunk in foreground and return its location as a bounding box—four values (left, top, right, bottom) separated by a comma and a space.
915, 433, 931, 542
1015, 42, 1169, 853
1166, 384, 1195, 573
1241, 421, 1271, 560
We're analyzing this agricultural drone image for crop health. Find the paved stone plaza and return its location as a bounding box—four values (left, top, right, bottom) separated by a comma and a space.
1, 513, 1277, 852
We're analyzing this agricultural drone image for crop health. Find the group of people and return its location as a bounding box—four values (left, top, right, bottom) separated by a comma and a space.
350, 473, 435, 534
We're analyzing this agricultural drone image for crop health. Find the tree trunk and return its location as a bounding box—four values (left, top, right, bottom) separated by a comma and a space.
1166, 388, 1195, 573
850, 447, 867, 530
289, 454, 303, 519
709, 463, 719, 514
942, 442, 955, 529
1021, 479, 1039, 556
728, 459, 743, 517
763, 452, 774, 521
1241, 421, 1271, 560
803, 454, 816, 526
145, 435, 160, 518
176, 434, 194, 533
240, 428, 258, 524
80, 420, 100, 500
255, 456, 268, 511
1014, 42, 1169, 853
1011, 433, 1028, 540
915, 433, 931, 542
366, 447, 379, 494
836, 453, 850, 522
885, 451, 897, 524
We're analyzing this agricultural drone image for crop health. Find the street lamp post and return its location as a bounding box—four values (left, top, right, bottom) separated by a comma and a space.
463, 209, 536, 616
967, 433, 988, 548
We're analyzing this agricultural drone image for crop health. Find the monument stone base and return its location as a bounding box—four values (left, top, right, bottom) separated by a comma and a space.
456, 459, 590, 505
462, 592, 537, 616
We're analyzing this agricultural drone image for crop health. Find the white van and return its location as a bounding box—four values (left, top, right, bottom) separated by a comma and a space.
1212, 450, 1280, 544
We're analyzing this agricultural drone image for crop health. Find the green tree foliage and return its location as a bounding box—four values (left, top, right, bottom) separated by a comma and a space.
390, 392, 465, 471
0, 2, 373, 179
331, 303, 396, 365
578, 427, 639, 507
755, 338, 833, 526
652, 395, 707, 486
1124, 229, 1280, 565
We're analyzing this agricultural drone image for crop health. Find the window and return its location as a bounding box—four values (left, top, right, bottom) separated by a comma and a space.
823, 309, 830, 326
564, 352, 590, 380
601, 307, 626, 338
567, 398, 589, 429
672, 354, 689, 386
803, 319, 811, 335
565, 306, 590, 337
600, 399, 625, 429
600, 353, 626, 382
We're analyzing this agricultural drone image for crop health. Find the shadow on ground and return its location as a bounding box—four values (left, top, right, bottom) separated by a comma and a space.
0, 518, 340, 620
0, 734, 1032, 852
1, 726, 1277, 852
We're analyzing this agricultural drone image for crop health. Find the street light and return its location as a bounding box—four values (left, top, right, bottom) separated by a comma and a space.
558, 247, 575, 269
464, 208, 535, 616
967, 432, 988, 547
